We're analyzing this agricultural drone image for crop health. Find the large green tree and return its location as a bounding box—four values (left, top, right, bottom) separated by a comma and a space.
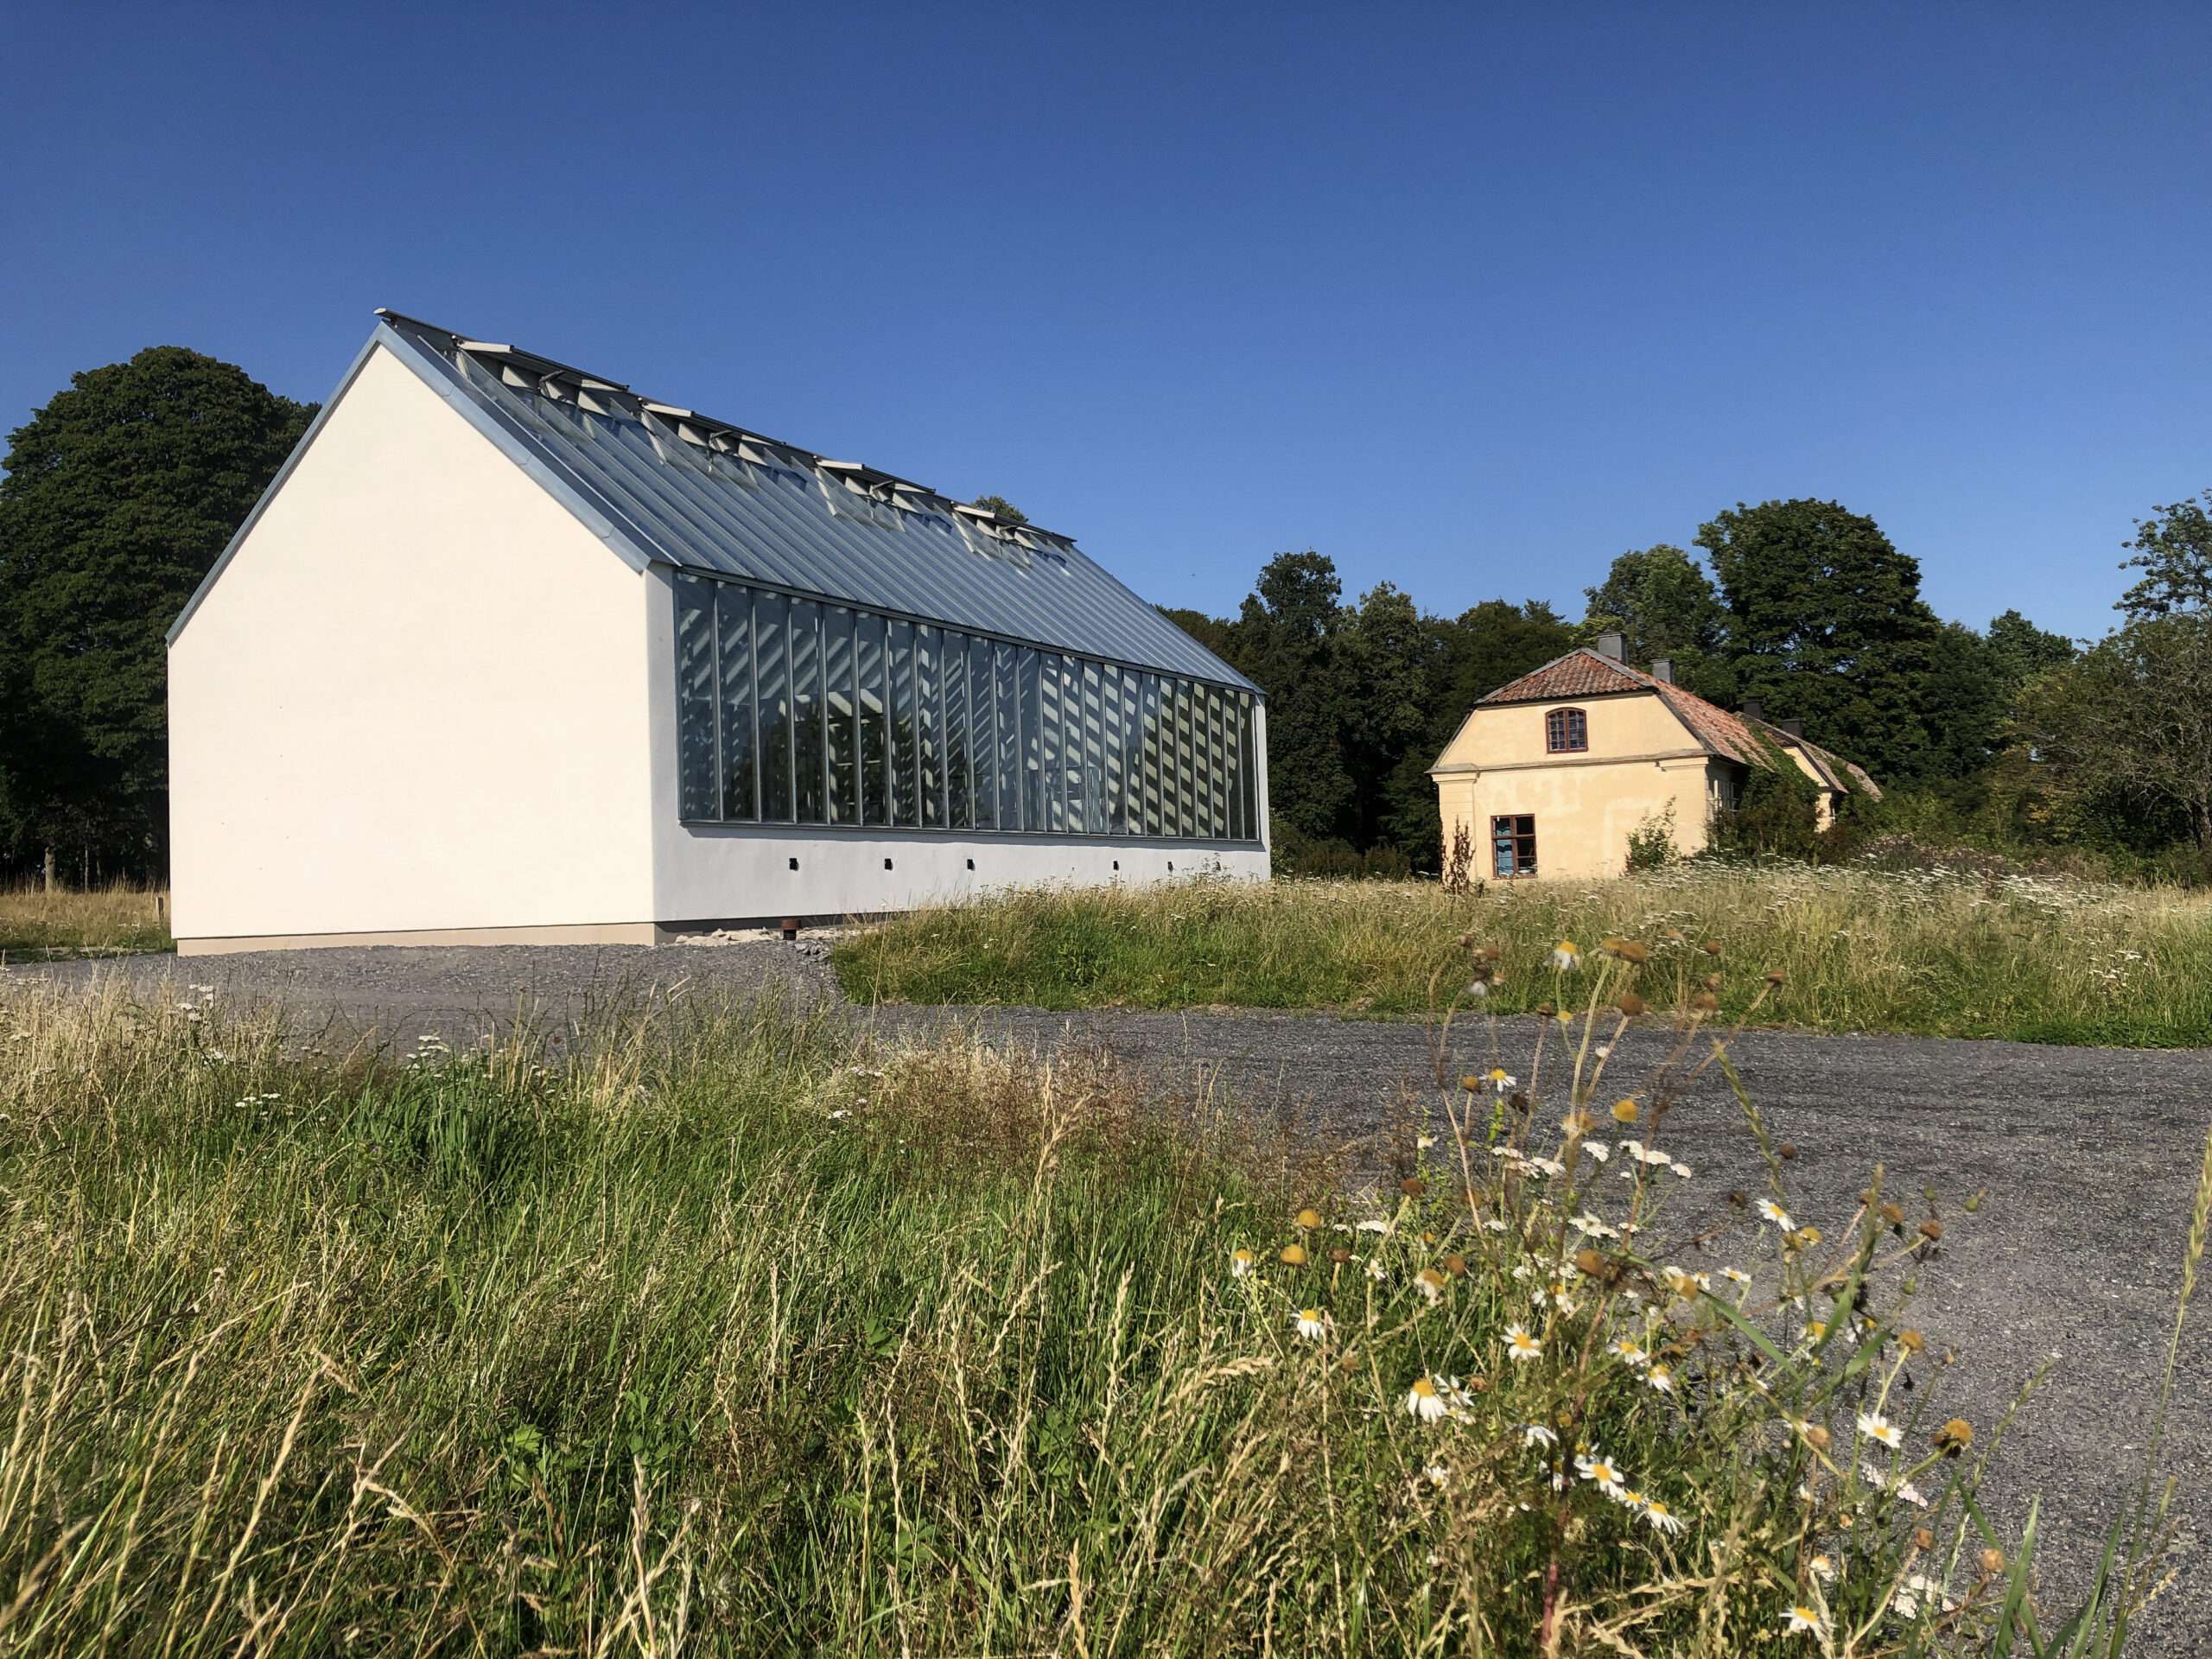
2014, 613, 2212, 850
1581, 543, 1728, 697
1985, 607, 2077, 690
0, 347, 314, 877
1228, 550, 1353, 841
1336, 582, 1437, 849
2117, 492, 2212, 621
1695, 499, 1940, 783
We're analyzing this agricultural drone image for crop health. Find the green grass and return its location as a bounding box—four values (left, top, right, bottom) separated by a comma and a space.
834, 863, 2212, 1046
0, 976, 2192, 1655
0, 882, 172, 957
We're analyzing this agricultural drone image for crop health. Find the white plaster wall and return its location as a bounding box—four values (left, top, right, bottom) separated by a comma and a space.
639, 566, 1269, 923
168, 344, 656, 943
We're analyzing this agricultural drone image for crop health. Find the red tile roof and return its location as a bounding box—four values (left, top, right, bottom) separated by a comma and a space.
1475, 648, 1879, 797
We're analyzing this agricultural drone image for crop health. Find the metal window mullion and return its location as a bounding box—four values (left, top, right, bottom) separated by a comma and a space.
707, 578, 726, 821
747, 589, 761, 823
938, 632, 952, 830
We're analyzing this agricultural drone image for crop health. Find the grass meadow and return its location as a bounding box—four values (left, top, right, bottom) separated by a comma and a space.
0, 882, 172, 958
833, 863, 2212, 1047
0, 959, 2199, 1656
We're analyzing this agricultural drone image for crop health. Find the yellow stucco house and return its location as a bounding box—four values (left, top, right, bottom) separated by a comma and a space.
1429, 635, 1879, 881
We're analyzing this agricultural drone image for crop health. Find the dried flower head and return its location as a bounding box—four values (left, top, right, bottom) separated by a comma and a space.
1934, 1418, 1974, 1455
1611, 1098, 1639, 1124
1764, 968, 1786, 985
1294, 1207, 1324, 1230
1400, 1176, 1427, 1198
1617, 991, 1647, 1016
1692, 990, 1720, 1013
1979, 1547, 2005, 1576
1919, 1219, 1945, 1242
1280, 1243, 1309, 1266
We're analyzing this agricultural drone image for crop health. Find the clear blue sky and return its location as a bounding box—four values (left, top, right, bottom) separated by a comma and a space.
5, 2, 2206, 642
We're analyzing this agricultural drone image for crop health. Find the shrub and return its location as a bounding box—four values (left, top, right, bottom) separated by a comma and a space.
1624, 802, 1680, 872
1707, 728, 1825, 861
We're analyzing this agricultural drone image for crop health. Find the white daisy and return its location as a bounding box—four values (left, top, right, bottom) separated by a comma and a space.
1406, 1377, 1449, 1422
1574, 1449, 1627, 1498
1551, 941, 1580, 973
1293, 1307, 1332, 1341
1516, 1421, 1558, 1448
1641, 1496, 1686, 1535
1857, 1410, 1904, 1451
1230, 1248, 1257, 1278
1504, 1324, 1543, 1363
1758, 1198, 1796, 1230
1782, 1605, 1827, 1637
1645, 1363, 1675, 1395
1610, 1336, 1649, 1368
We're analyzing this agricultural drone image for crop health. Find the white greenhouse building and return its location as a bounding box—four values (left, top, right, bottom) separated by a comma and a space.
167, 312, 1268, 955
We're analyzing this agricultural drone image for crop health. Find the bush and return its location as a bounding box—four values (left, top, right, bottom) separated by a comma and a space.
1624, 803, 1680, 872
1707, 729, 1825, 861
1270, 814, 1414, 879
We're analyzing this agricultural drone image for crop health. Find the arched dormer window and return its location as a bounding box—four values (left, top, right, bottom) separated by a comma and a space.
1545, 708, 1588, 753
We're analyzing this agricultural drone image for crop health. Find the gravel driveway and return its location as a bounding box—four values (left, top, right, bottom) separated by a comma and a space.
10, 940, 2209, 1649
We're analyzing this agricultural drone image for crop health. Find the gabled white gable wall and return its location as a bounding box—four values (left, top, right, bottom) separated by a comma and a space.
169, 343, 657, 947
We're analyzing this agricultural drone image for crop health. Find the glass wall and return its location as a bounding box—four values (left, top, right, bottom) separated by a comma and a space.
672, 571, 1260, 841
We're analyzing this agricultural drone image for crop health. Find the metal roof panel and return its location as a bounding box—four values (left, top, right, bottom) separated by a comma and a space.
378, 314, 1255, 690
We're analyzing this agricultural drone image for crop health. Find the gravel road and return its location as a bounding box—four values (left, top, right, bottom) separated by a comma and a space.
10, 940, 2210, 1649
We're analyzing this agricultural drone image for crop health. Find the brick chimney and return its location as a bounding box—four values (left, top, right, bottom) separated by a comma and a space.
1777, 717, 1803, 738
1596, 631, 1624, 661
1741, 696, 1764, 723
1649, 657, 1674, 683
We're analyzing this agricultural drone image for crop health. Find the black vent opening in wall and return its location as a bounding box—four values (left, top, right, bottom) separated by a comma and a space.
884, 857, 894, 870
788, 857, 799, 871
1167, 861, 1174, 872
1112, 860, 1119, 871
965, 858, 975, 870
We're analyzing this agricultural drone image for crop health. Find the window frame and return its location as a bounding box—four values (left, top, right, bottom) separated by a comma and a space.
1545, 707, 1588, 754
1491, 813, 1537, 878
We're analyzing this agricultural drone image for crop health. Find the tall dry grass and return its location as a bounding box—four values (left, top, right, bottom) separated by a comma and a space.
836, 862, 2212, 1046
0, 881, 171, 957
0, 963, 2196, 1655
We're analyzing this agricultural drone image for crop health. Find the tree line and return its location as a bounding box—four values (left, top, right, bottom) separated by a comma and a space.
1167, 498, 2210, 880
0, 342, 2205, 884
